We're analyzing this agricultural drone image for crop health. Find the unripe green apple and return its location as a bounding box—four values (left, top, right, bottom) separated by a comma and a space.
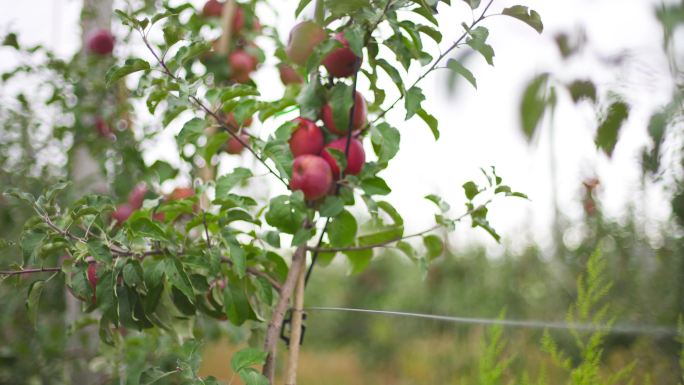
288, 118, 324, 157
286, 21, 326, 66
321, 91, 367, 135
290, 155, 333, 200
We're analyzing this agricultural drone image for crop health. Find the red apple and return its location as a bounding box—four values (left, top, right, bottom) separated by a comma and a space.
232, 6, 245, 34
229, 50, 257, 83
321, 137, 365, 179
222, 112, 253, 130
226, 134, 249, 154
86, 29, 115, 56
169, 187, 195, 201
153, 212, 166, 222
127, 183, 148, 209
278, 63, 303, 85
290, 155, 333, 200
202, 0, 223, 17
288, 118, 324, 157
94, 117, 114, 139
321, 91, 367, 135
286, 21, 326, 66
87, 262, 99, 303
112, 203, 134, 225
322, 32, 362, 77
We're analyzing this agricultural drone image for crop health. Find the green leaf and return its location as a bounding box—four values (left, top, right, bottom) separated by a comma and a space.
238, 368, 270, 385
328, 210, 358, 247
105, 59, 150, 86
567, 80, 597, 103
319, 195, 345, 217
446, 59, 477, 89
465, 27, 494, 66
87, 240, 113, 264
265, 194, 307, 234
330, 83, 354, 135
360, 176, 391, 196
376, 59, 406, 96
216, 168, 253, 198
405, 87, 425, 120
425, 194, 450, 212
264, 231, 281, 248
396, 240, 416, 260
229, 242, 246, 278
344, 248, 373, 274
462, 0, 481, 9
377, 201, 403, 226
423, 235, 444, 260
358, 224, 403, 245
223, 279, 255, 325
165, 259, 195, 302
291, 227, 314, 246
520, 73, 550, 140
595, 101, 629, 157
416, 109, 439, 140
2, 32, 19, 49
502, 5, 544, 34
231, 348, 268, 372
463, 181, 480, 200
177, 118, 206, 146
295, 0, 314, 17
371, 123, 401, 164
26, 280, 45, 328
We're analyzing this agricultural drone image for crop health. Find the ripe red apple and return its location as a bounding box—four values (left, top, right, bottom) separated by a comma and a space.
232, 6, 245, 34
321, 91, 367, 135
286, 21, 326, 66
288, 118, 324, 157
278, 63, 303, 85
322, 32, 362, 77
202, 0, 223, 17
226, 133, 249, 154
112, 203, 134, 225
87, 262, 99, 303
86, 28, 115, 56
321, 137, 365, 179
229, 50, 257, 83
127, 183, 148, 209
169, 187, 195, 201
152, 212, 166, 222
290, 155, 333, 200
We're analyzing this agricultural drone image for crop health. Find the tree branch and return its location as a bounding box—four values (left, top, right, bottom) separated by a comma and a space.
0, 267, 62, 276
138, 30, 289, 188
367, 0, 495, 128
262, 245, 307, 383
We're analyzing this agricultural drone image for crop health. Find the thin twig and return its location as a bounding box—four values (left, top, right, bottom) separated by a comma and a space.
0, 267, 62, 276
367, 0, 495, 128
138, 30, 289, 188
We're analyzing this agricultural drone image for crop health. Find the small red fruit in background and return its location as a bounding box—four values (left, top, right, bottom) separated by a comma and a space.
112, 203, 134, 225
288, 118, 324, 157
127, 183, 148, 209
290, 155, 333, 200
94, 117, 114, 139
232, 6, 245, 34
321, 138, 365, 179
321, 91, 367, 135
222, 112, 253, 131
286, 21, 326, 66
228, 50, 257, 83
278, 63, 303, 85
86, 29, 115, 56
202, 0, 223, 18
169, 187, 195, 201
322, 32, 362, 78
226, 134, 249, 154
87, 263, 98, 303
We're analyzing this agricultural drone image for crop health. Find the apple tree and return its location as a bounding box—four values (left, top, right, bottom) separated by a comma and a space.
0, 0, 541, 383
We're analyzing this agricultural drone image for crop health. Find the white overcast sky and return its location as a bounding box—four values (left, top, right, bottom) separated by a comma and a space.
0, 0, 675, 256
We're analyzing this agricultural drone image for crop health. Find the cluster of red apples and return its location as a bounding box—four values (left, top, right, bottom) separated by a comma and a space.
202, 0, 262, 84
